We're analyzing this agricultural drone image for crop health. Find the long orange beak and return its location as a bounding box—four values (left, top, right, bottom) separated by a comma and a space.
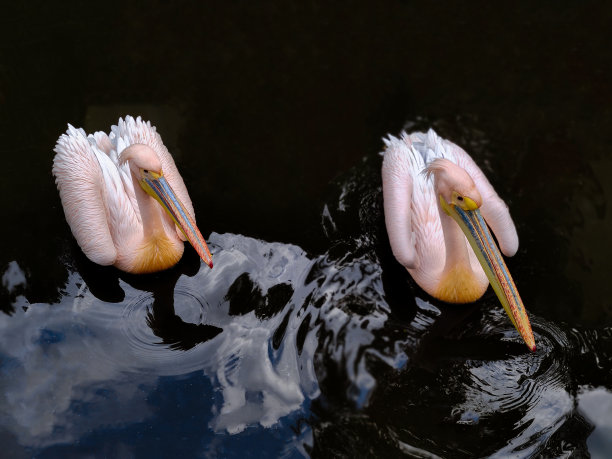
142, 173, 213, 269
441, 196, 535, 351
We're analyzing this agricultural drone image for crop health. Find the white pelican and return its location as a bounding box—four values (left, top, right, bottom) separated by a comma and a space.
381, 129, 535, 351
52, 116, 213, 274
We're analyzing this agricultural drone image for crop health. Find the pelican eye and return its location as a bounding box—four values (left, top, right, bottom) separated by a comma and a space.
457, 196, 464, 201
142, 169, 163, 180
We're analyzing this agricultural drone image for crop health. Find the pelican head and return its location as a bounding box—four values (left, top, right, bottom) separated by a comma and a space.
121, 145, 213, 269
427, 159, 535, 351
426, 159, 482, 211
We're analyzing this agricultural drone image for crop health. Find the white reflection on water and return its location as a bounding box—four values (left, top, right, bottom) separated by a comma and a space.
0, 232, 403, 448
2, 261, 26, 293
0, 230, 608, 457
0, 271, 156, 446
578, 386, 612, 458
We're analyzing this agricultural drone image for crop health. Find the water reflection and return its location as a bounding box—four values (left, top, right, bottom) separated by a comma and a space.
1, 261, 28, 315
0, 228, 406, 453
448, 314, 574, 457
3, 223, 610, 457
578, 386, 612, 455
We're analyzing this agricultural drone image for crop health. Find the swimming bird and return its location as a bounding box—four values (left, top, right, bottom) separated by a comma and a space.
381, 129, 535, 351
53, 116, 213, 274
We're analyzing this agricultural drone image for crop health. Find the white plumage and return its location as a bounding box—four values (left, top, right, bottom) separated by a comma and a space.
381, 129, 519, 299
53, 116, 212, 273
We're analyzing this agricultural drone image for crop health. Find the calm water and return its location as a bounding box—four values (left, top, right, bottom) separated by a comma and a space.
1, 2, 612, 458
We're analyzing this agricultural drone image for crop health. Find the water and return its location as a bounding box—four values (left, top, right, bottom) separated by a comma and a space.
1, 2, 612, 458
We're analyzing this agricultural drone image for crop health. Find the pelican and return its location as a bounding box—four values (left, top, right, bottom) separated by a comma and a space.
52, 116, 213, 274
381, 129, 535, 351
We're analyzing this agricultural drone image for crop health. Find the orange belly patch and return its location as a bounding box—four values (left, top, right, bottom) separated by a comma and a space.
434, 264, 487, 304
132, 233, 183, 274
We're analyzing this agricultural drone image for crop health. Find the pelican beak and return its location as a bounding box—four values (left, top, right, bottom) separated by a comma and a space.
141, 173, 213, 269
440, 196, 535, 351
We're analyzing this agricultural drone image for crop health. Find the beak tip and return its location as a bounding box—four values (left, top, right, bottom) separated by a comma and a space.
524, 336, 536, 352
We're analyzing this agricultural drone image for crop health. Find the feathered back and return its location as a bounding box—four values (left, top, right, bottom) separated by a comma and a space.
382, 129, 458, 254
52, 116, 196, 266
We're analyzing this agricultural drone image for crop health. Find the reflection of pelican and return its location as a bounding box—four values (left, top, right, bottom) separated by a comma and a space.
53, 116, 213, 274
382, 129, 535, 351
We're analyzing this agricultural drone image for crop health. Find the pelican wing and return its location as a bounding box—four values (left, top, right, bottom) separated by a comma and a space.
382, 134, 421, 268
53, 125, 118, 266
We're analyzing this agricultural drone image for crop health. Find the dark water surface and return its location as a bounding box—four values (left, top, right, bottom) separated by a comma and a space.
1, 2, 612, 457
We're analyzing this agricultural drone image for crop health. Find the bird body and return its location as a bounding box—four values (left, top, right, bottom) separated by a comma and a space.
382, 129, 535, 350
53, 116, 213, 274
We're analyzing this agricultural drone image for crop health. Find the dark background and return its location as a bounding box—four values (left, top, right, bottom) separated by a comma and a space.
1, 1, 611, 456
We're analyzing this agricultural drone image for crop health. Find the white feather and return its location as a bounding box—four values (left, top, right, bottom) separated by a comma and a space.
52, 115, 195, 268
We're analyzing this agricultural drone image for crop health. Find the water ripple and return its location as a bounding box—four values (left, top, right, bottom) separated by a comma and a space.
1, 226, 610, 456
